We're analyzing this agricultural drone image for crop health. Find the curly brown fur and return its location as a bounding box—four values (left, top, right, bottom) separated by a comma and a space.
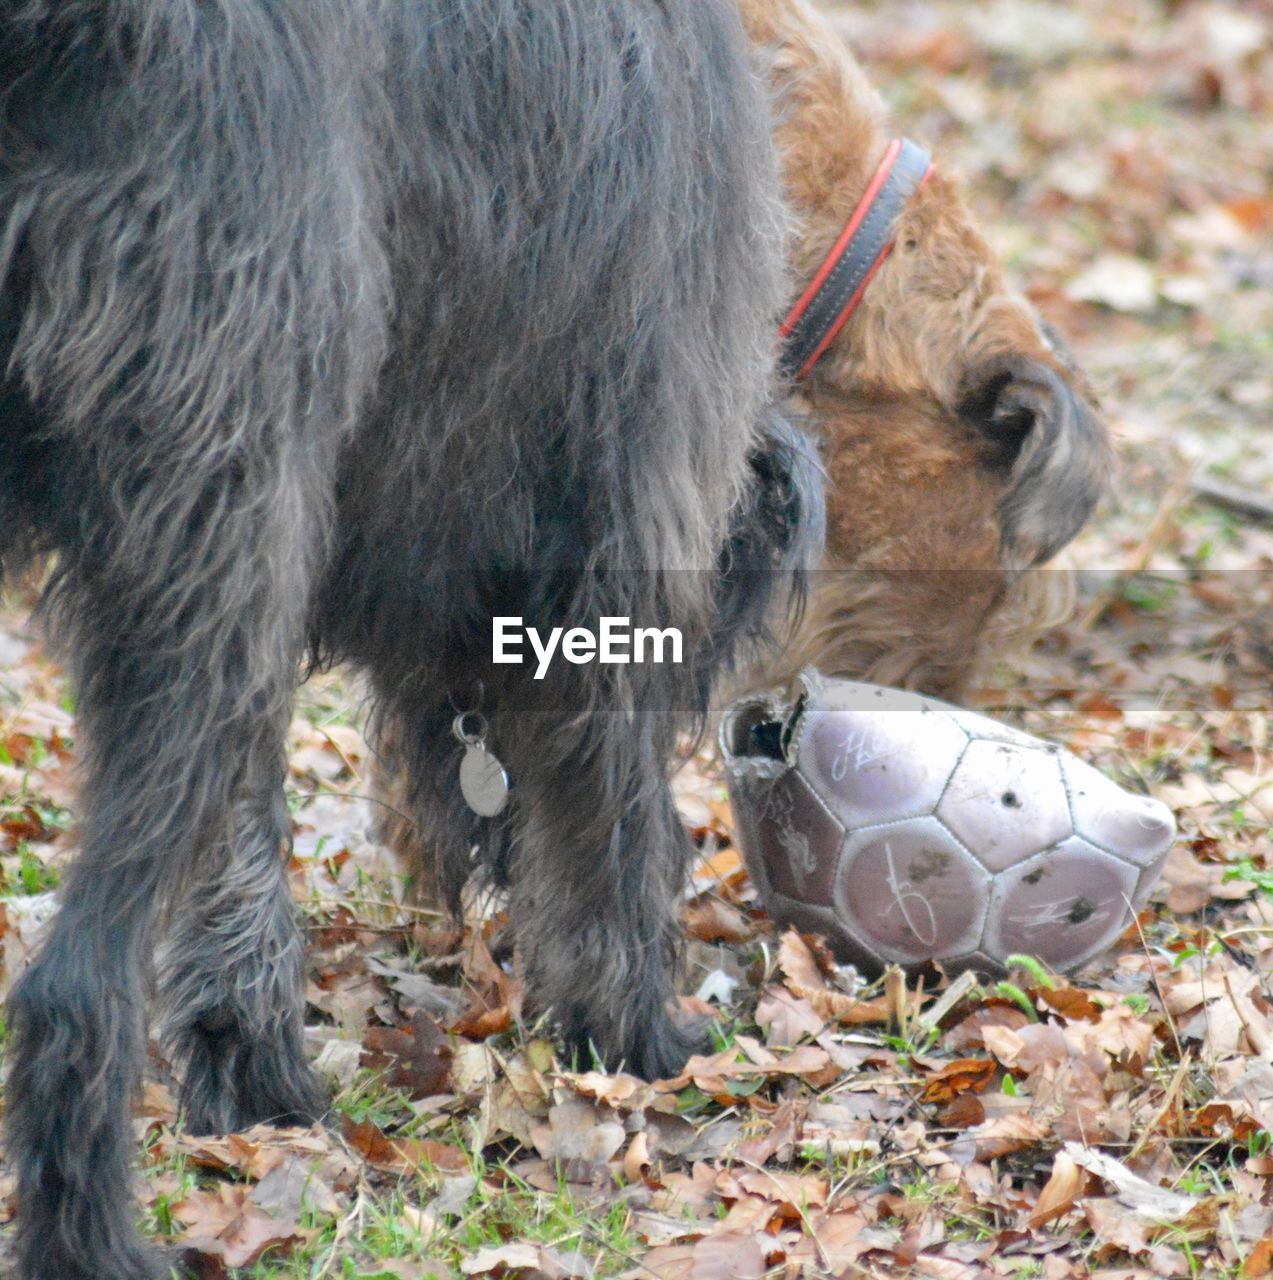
0, 4, 819, 1278
742, 0, 1111, 699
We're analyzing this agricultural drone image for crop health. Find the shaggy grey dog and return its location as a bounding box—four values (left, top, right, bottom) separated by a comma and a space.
0, 3, 821, 1277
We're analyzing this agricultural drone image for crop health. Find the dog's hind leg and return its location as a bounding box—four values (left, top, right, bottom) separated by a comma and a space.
150, 494, 334, 1136
158, 784, 326, 1136
6, 445, 333, 1280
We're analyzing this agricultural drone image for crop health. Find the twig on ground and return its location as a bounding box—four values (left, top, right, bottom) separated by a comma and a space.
1190, 473, 1273, 525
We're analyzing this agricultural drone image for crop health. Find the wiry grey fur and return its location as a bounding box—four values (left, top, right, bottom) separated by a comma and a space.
0, 3, 821, 1277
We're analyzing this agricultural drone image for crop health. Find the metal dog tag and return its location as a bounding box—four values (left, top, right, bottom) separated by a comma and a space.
453, 713, 509, 817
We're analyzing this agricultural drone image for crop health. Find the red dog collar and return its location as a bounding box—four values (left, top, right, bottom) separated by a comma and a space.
779, 138, 933, 381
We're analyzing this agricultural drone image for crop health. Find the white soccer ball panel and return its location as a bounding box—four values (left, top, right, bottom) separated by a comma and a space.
1060, 753, 1176, 867
797, 702, 968, 830
835, 817, 990, 963
937, 739, 1072, 872
981, 834, 1140, 973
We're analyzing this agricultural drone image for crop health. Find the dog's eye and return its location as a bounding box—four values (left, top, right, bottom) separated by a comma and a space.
902, 237, 918, 252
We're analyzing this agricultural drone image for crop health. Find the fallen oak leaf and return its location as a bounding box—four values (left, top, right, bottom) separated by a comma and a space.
450, 1003, 512, 1041
781, 1209, 875, 1273
936, 1093, 985, 1129
628, 1232, 767, 1280
1241, 1235, 1273, 1279
459, 934, 515, 1006
450, 934, 522, 1039
1038, 987, 1104, 1023
941, 1003, 1032, 1053
624, 1130, 652, 1183
778, 930, 916, 1024
1161, 844, 1254, 914
692, 845, 748, 894
361, 1010, 453, 1100
778, 930, 830, 993
687, 1231, 768, 1280
966, 1110, 1049, 1160
168, 1127, 326, 1180
529, 1098, 625, 1165
625, 1242, 696, 1279
567, 1069, 668, 1114
463, 1241, 593, 1279
138, 1080, 179, 1122
363, 954, 466, 1021
653, 1044, 762, 1093
735, 1097, 804, 1166
367, 1260, 453, 1280
980, 1023, 1029, 1070
311, 1037, 364, 1091
172, 1184, 308, 1272
460, 1243, 541, 1275
1082, 1196, 1151, 1256
249, 1157, 341, 1221
655, 1039, 834, 1094
683, 895, 754, 944
731, 1166, 828, 1209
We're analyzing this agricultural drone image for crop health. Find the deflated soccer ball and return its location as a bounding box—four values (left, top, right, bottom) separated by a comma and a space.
720, 670, 1176, 977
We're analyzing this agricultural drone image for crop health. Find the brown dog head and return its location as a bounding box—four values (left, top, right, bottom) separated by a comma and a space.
742, 0, 1112, 696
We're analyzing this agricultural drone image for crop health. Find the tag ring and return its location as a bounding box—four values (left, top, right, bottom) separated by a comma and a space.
453, 711, 488, 747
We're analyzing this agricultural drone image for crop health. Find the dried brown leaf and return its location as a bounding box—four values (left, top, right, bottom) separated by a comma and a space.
173, 1184, 307, 1272
360, 1010, 453, 1100
683, 896, 753, 944
530, 1099, 625, 1166
778, 930, 910, 1024
1065, 1142, 1198, 1220
755, 985, 826, 1047
341, 1117, 468, 1174
1030, 1149, 1088, 1227
919, 1057, 998, 1104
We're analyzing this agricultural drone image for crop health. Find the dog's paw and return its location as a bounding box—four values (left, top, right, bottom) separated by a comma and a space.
181, 1044, 327, 1136
626, 1011, 712, 1083
18, 1237, 171, 1280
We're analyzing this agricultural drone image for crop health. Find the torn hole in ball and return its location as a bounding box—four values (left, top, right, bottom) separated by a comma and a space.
722, 690, 807, 764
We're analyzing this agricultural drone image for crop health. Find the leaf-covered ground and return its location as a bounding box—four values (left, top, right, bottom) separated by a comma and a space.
0, 1, 1269, 1276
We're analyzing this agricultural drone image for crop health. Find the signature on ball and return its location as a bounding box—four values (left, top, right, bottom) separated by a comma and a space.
882, 840, 940, 947
829, 725, 904, 782
762, 784, 818, 890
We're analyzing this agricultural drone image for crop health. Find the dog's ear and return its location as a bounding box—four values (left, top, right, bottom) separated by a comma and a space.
958, 353, 1112, 566
958, 354, 1065, 466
